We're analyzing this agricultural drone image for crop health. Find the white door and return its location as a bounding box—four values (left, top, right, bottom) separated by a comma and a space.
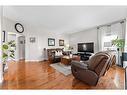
18, 36, 25, 60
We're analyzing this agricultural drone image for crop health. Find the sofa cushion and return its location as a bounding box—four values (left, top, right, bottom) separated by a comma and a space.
51, 51, 55, 58
55, 56, 61, 59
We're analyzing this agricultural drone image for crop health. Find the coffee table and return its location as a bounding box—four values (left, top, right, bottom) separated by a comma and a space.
61, 55, 80, 65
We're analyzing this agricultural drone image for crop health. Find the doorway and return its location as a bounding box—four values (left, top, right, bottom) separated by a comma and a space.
8, 33, 16, 61
8, 32, 25, 61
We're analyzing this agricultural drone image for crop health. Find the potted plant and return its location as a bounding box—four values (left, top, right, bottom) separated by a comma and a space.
112, 36, 125, 66
112, 36, 125, 51
2, 40, 16, 72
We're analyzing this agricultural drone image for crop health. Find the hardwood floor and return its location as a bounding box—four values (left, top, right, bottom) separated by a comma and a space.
0, 60, 125, 89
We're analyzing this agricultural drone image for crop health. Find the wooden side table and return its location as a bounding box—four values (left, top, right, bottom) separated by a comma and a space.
61, 55, 80, 65
72, 55, 80, 61
61, 56, 71, 65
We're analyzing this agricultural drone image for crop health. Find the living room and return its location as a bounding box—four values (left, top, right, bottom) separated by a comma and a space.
0, 5, 127, 90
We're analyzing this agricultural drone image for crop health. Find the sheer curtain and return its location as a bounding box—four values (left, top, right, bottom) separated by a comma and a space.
98, 26, 108, 51
111, 22, 125, 65
98, 20, 125, 65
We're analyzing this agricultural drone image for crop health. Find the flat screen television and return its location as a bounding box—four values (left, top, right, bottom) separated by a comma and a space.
78, 42, 94, 53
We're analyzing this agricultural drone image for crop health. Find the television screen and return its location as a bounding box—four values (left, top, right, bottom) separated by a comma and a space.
78, 43, 94, 53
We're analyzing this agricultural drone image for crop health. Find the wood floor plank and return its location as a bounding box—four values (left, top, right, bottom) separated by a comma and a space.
0, 60, 125, 89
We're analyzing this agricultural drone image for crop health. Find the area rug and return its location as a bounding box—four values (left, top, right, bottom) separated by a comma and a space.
50, 63, 72, 76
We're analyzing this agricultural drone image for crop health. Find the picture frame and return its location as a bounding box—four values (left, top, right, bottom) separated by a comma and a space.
48, 38, 55, 46
59, 39, 64, 46
2, 31, 6, 42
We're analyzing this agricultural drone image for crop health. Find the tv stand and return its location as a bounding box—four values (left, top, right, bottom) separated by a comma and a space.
77, 52, 92, 61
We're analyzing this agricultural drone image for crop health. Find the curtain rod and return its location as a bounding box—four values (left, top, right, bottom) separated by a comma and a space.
97, 18, 126, 29
70, 18, 126, 34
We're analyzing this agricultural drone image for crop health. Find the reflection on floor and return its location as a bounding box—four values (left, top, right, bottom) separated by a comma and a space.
0, 60, 125, 89
125, 67, 127, 89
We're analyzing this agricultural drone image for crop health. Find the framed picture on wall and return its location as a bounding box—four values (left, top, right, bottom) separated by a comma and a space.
48, 38, 55, 46
59, 39, 64, 46
2, 31, 6, 42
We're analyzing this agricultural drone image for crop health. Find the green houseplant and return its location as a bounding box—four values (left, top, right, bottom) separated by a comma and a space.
112, 36, 125, 66
112, 36, 125, 52
2, 40, 16, 72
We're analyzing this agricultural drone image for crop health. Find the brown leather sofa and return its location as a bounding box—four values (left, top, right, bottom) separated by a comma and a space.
47, 48, 72, 63
47, 48, 63, 63
71, 51, 116, 86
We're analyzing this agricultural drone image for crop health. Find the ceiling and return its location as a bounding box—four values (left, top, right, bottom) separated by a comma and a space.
3, 6, 127, 34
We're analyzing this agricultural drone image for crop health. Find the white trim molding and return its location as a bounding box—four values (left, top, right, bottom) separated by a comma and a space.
25, 60, 44, 62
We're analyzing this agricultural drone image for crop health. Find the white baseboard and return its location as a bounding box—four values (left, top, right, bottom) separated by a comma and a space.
25, 60, 44, 62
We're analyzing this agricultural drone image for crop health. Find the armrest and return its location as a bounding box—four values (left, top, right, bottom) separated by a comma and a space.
83, 60, 89, 65
71, 61, 88, 69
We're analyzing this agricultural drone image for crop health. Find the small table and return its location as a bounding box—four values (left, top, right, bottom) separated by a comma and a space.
61, 55, 80, 65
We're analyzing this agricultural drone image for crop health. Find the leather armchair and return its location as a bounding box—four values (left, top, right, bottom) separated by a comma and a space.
71, 51, 115, 86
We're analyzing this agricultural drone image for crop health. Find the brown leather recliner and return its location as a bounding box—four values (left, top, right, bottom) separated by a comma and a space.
71, 51, 116, 86
96, 51, 116, 74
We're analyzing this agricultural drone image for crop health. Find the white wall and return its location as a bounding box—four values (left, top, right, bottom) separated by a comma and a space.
3, 17, 26, 61
3, 17, 70, 61
0, 6, 3, 83
69, 28, 98, 54
3, 17, 26, 36
25, 25, 69, 61
69, 21, 126, 54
